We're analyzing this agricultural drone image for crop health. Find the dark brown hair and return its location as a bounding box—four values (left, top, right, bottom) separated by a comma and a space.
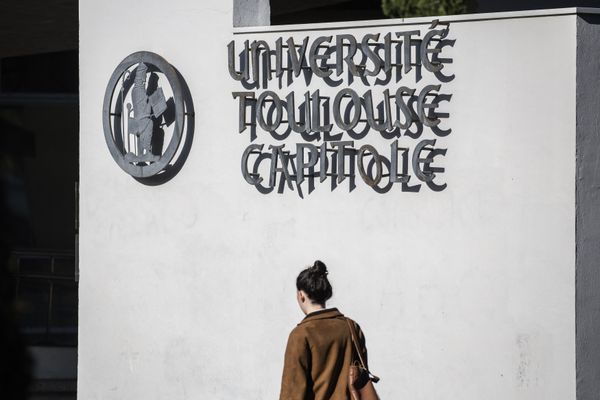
296, 260, 333, 304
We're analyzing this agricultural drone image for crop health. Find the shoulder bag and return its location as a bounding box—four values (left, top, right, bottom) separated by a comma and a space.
345, 318, 380, 400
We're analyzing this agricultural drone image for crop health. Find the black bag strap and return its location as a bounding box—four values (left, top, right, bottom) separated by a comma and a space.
345, 317, 380, 383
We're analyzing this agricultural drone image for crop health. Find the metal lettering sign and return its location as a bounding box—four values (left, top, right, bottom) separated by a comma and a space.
103, 51, 193, 181
228, 21, 454, 196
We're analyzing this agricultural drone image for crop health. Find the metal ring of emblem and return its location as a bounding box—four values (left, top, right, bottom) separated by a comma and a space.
102, 51, 185, 178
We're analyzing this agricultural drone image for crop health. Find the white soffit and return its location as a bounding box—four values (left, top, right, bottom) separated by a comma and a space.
234, 7, 600, 34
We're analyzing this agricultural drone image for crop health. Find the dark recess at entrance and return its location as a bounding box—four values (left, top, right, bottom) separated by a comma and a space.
0, 1, 79, 399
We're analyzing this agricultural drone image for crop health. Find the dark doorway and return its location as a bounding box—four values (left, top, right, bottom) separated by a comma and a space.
0, 1, 78, 399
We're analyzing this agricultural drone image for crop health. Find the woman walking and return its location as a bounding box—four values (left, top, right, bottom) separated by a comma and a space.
279, 260, 378, 400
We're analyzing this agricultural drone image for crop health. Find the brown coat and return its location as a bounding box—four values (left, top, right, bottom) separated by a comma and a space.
279, 308, 369, 400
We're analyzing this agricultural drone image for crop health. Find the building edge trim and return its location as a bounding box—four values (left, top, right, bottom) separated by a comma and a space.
234, 7, 600, 34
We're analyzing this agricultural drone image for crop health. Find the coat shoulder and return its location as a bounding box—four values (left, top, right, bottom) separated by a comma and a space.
342, 316, 361, 330
288, 324, 309, 340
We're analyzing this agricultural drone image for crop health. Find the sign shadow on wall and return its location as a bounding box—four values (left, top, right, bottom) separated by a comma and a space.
229, 22, 455, 196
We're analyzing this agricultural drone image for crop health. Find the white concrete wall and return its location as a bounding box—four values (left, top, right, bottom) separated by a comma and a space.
79, 4, 576, 400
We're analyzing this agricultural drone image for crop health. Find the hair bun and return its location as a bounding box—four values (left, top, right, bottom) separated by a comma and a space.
311, 260, 328, 276
296, 260, 333, 304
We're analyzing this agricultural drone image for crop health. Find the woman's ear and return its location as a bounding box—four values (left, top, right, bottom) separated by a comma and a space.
297, 290, 305, 304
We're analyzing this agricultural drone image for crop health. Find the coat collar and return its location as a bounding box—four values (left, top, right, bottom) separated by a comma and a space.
298, 307, 344, 325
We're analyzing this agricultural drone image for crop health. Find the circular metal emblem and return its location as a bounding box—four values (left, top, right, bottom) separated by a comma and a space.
103, 51, 188, 178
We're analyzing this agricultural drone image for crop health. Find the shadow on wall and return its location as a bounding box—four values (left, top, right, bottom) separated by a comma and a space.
229, 30, 454, 196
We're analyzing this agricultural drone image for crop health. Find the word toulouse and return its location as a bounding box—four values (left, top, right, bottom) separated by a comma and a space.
228, 26, 451, 193
231, 85, 443, 135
